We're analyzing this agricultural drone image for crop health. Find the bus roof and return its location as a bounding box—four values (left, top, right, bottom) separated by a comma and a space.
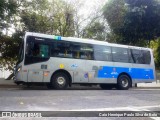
25, 32, 151, 51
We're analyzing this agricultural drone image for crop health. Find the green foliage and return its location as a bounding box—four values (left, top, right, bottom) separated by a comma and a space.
0, 33, 22, 70
20, 0, 75, 36
0, 0, 76, 71
0, 0, 18, 71
106, 32, 123, 43
103, 0, 127, 34
103, 0, 160, 46
0, 0, 17, 35
150, 39, 160, 69
83, 21, 106, 40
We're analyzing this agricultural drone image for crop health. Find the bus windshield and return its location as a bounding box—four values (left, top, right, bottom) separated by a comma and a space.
17, 39, 24, 65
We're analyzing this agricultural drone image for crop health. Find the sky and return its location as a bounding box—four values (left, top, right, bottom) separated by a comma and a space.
64, 0, 108, 32
82, 0, 108, 13
66, 0, 108, 17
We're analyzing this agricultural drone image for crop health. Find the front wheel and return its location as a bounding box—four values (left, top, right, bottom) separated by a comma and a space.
51, 72, 69, 90
117, 75, 131, 90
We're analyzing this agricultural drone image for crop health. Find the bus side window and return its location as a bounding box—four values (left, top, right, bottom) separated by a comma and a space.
112, 47, 129, 63
94, 45, 112, 61
80, 44, 94, 60
142, 50, 151, 64
128, 49, 134, 63
131, 49, 143, 64
71, 43, 81, 59
76, 52, 80, 59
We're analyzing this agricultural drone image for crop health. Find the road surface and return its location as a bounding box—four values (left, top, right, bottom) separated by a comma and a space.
0, 86, 160, 120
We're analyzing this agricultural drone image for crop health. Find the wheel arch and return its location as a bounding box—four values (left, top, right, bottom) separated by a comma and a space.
117, 72, 132, 87
50, 69, 72, 87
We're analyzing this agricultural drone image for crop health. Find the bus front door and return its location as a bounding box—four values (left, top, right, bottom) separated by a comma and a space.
27, 63, 44, 83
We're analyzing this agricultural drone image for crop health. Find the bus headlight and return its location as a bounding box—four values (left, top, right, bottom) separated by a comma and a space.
17, 67, 21, 72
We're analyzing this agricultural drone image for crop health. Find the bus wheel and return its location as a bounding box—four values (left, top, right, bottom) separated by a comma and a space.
51, 72, 69, 90
117, 75, 131, 90
100, 84, 114, 90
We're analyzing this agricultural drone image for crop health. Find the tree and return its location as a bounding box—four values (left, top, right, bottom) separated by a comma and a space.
0, 0, 17, 35
19, 0, 75, 36
103, 0, 127, 33
103, 0, 160, 46
83, 21, 107, 41
150, 39, 160, 69
0, 34, 22, 72
0, 0, 18, 73
0, 0, 76, 77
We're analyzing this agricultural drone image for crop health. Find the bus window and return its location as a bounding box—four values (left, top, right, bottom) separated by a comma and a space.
51, 41, 94, 60
32, 44, 40, 57
24, 36, 50, 65
142, 50, 151, 64
17, 39, 24, 64
112, 47, 128, 63
128, 49, 134, 63
30, 43, 49, 58
40, 44, 49, 58
80, 44, 94, 60
94, 45, 112, 61
51, 41, 73, 58
71, 43, 81, 59
131, 49, 144, 64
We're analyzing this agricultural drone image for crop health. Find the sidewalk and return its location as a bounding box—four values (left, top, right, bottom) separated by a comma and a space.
0, 78, 17, 87
137, 81, 160, 88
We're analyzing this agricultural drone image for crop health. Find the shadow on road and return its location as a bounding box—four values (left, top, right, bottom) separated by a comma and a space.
20, 85, 120, 90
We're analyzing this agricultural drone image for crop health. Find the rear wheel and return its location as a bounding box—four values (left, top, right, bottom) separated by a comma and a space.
51, 72, 69, 90
117, 75, 131, 90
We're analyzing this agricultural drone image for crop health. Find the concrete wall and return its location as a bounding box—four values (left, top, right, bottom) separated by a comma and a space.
0, 68, 11, 79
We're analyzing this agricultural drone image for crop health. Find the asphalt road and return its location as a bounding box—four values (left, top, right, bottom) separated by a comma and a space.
0, 86, 160, 120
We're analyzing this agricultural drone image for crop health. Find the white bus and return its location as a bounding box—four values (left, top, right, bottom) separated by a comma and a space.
14, 32, 156, 90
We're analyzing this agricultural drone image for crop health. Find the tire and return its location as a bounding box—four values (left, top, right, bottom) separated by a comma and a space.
51, 72, 69, 90
117, 75, 131, 90
100, 84, 115, 90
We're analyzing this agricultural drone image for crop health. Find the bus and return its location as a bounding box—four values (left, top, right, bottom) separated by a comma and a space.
14, 32, 156, 90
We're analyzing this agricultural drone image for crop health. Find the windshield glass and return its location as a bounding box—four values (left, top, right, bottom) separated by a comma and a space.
17, 39, 24, 65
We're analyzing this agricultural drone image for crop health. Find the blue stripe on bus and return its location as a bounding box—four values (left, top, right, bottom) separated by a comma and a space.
97, 66, 154, 80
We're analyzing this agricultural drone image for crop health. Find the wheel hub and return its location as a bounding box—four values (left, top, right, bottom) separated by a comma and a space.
57, 77, 65, 85
121, 78, 128, 87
